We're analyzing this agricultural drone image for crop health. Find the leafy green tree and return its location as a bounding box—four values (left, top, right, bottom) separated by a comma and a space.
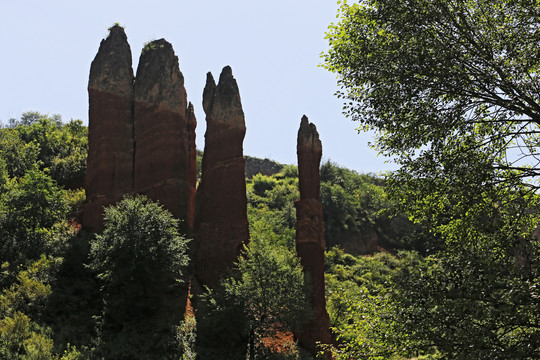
197, 217, 309, 360
0, 256, 81, 360
0, 128, 39, 179
324, 250, 436, 360
90, 195, 190, 360
247, 170, 299, 241
324, 0, 540, 189
228, 230, 307, 359
1, 112, 88, 187
0, 158, 8, 193
324, 0, 540, 357
320, 161, 419, 252
0, 170, 70, 265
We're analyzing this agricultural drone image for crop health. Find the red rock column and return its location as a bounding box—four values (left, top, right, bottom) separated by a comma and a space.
194, 66, 249, 287
186, 102, 197, 231
133, 39, 195, 232
295, 116, 331, 355
83, 25, 134, 230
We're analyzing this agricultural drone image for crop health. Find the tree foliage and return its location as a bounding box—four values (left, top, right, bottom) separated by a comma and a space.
225, 228, 307, 358
197, 212, 309, 360
90, 195, 190, 359
0, 256, 81, 360
324, 0, 540, 357
324, 249, 432, 360
247, 162, 417, 253
0, 170, 71, 265
324, 0, 540, 188
1, 112, 88, 187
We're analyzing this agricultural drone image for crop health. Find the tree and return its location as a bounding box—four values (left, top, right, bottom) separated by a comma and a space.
324, 249, 430, 360
197, 219, 309, 360
0, 169, 70, 265
0, 255, 82, 360
0, 128, 39, 179
90, 195, 190, 360
323, 0, 540, 358
229, 224, 307, 359
1, 112, 88, 187
323, 0, 540, 190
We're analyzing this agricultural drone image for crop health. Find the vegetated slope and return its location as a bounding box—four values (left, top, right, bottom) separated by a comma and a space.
0, 112, 426, 359
246, 159, 425, 255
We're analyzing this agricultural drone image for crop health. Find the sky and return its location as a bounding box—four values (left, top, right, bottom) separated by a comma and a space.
0, 0, 397, 174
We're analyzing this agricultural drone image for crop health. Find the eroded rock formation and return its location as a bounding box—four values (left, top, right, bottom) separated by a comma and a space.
84, 26, 333, 356
194, 66, 250, 287
83, 25, 134, 230
133, 39, 195, 232
295, 116, 331, 354
83, 31, 197, 233
186, 102, 197, 230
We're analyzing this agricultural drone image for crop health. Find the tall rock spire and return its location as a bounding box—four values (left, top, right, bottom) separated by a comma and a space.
194, 66, 249, 287
295, 115, 331, 355
84, 25, 134, 230
186, 102, 197, 230
133, 39, 195, 232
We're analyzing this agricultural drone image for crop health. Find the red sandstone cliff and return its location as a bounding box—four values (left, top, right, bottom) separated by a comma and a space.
194, 66, 250, 287
295, 116, 332, 355
83, 25, 134, 230
133, 39, 196, 232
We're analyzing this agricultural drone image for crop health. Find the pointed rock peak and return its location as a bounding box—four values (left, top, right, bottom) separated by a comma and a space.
89, 25, 133, 95
134, 38, 187, 109
187, 101, 197, 126
298, 115, 322, 152
218, 65, 233, 84
141, 38, 173, 56
96, 24, 130, 58
300, 115, 309, 129
216, 65, 239, 97
137, 39, 178, 76
203, 72, 216, 114
107, 24, 126, 39
206, 72, 216, 87
202, 65, 244, 125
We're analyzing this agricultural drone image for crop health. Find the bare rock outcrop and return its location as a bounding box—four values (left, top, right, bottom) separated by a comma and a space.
194, 66, 249, 287
133, 39, 196, 232
83, 25, 134, 230
295, 116, 331, 354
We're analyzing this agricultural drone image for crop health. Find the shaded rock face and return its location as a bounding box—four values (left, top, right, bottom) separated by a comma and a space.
133, 39, 195, 232
295, 116, 331, 355
84, 25, 134, 230
194, 66, 249, 287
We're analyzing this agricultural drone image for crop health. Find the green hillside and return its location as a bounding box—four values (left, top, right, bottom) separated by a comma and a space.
1, 112, 538, 359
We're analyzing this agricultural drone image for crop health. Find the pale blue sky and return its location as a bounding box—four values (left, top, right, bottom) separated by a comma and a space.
0, 0, 396, 174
